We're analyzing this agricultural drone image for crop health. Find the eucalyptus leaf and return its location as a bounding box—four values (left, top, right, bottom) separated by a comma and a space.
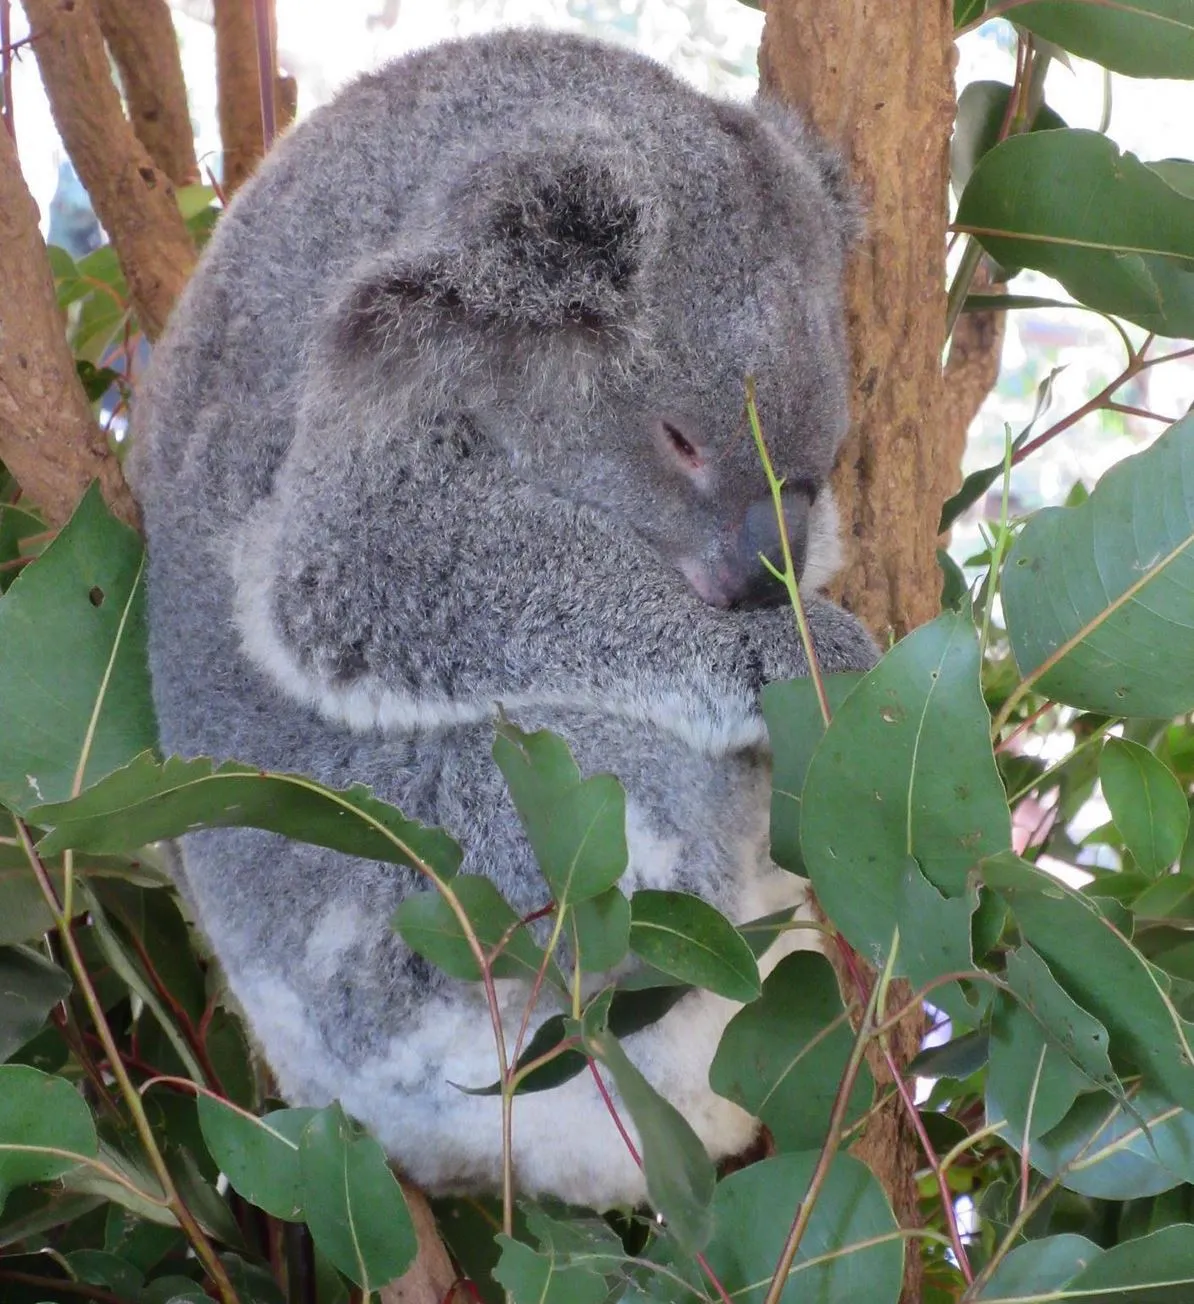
762, 674, 866, 874
802, 612, 1010, 967
1061, 1224, 1194, 1301
628, 890, 759, 1002
958, 132, 1194, 336
394, 875, 554, 984
0, 946, 71, 1062
987, 992, 1092, 1149
1032, 1088, 1194, 1199
569, 887, 631, 973
197, 1099, 315, 1221
710, 951, 872, 1151
299, 1103, 416, 1290
1004, 1, 1194, 79
974, 1233, 1098, 1299
992, 858, 1194, 1113
0, 1066, 98, 1214
578, 996, 715, 1252
493, 1235, 610, 1304
951, 80, 1066, 196
1100, 738, 1189, 877
695, 1152, 901, 1303
1003, 417, 1194, 718
32, 752, 462, 878
0, 486, 157, 814
494, 722, 627, 906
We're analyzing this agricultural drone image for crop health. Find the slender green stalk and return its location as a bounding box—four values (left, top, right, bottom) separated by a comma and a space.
744, 379, 831, 728
761, 931, 897, 1304
16, 819, 241, 1304
978, 424, 1015, 661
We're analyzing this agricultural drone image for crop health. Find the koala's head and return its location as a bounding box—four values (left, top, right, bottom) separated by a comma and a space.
330, 93, 858, 608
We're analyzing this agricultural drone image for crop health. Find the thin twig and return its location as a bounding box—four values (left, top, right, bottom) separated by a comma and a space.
15, 819, 241, 1304
760, 933, 895, 1304
744, 379, 832, 728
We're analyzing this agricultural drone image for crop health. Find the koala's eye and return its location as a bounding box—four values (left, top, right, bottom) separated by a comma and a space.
658, 419, 704, 470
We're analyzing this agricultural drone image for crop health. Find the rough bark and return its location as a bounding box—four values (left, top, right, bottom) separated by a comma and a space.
0, 123, 139, 528
24, 0, 195, 342
760, 0, 958, 644
214, 0, 289, 194
761, 4, 957, 1300
97, 0, 199, 187
942, 262, 1008, 465
378, 1184, 459, 1304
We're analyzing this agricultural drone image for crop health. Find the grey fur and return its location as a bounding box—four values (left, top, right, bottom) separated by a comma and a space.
130, 30, 877, 1206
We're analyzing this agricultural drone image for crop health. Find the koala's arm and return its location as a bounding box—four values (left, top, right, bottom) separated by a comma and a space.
232, 426, 877, 754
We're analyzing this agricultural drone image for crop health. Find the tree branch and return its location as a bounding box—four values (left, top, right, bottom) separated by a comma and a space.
24, 0, 195, 342
214, 0, 287, 195
941, 261, 1008, 502
0, 121, 139, 527
96, 0, 199, 187
377, 1182, 458, 1304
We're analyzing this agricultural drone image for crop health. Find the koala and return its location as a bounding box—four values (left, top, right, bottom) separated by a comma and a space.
129, 29, 878, 1209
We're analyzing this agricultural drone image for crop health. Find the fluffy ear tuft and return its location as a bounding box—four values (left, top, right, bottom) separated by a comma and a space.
332, 146, 647, 364
752, 96, 864, 250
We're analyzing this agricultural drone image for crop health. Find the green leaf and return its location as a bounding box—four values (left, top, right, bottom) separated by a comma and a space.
990, 857, 1194, 1113
299, 1103, 416, 1290
0, 848, 167, 946
493, 1235, 610, 1304
951, 80, 1066, 196
0, 1066, 98, 1213
696, 1152, 902, 1303
974, 1234, 1098, 1299
1100, 738, 1190, 877
32, 752, 462, 878
986, 992, 1092, 1149
909, 1030, 990, 1080
1032, 1087, 1194, 1199
81, 883, 207, 1083
0, 486, 157, 814
802, 612, 1010, 967
493, 723, 627, 906
393, 875, 553, 984
1003, 1, 1194, 79
471, 985, 690, 1098
1003, 417, 1194, 717
628, 890, 759, 1002
65, 1249, 144, 1301
1003, 944, 1118, 1092
762, 674, 866, 874
0, 946, 71, 1062
197, 1099, 315, 1221
569, 886, 630, 973
1060, 1225, 1194, 1300
579, 995, 715, 1252
957, 132, 1194, 337
710, 951, 872, 1150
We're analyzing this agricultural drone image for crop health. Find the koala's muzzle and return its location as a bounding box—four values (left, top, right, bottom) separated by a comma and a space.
683, 492, 811, 609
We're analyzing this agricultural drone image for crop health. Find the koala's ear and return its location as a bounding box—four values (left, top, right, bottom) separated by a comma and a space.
335, 148, 647, 358
753, 97, 863, 249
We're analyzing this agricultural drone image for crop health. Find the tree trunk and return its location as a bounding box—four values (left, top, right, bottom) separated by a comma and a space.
760, 0, 958, 643
760, 5, 958, 1300
0, 121, 139, 528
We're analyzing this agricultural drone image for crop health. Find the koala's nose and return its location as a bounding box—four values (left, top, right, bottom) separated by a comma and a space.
729, 494, 810, 609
